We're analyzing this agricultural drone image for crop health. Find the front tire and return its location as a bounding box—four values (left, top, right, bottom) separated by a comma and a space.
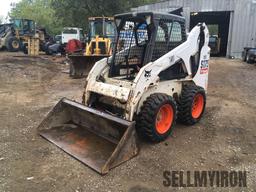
136, 93, 177, 142
178, 85, 206, 125
7, 37, 20, 52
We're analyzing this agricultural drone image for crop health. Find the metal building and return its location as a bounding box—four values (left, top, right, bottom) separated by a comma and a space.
131, 0, 256, 58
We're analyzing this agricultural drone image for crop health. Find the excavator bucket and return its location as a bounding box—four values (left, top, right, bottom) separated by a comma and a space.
69, 55, 106, 78
38, 98, 138, 175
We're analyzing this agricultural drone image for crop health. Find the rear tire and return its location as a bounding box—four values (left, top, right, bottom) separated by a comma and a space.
136, 93, 177, 142
6, 37, 20, 52
246, 54, 253, 64
178, 85, 206, 125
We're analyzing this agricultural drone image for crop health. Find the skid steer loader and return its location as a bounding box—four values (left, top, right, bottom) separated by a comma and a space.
38, 12, 210, 174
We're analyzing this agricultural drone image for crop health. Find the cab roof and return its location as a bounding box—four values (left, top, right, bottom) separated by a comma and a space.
89, 17, 114, 21
114, 11, 185, 23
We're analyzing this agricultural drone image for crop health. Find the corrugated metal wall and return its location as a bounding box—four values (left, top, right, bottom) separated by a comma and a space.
132, 0, 256, 58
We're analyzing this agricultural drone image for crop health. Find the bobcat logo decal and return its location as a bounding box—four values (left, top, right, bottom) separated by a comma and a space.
144, 70, 152, 77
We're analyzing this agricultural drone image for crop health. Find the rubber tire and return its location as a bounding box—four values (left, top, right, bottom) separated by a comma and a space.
136, 93, 177, 142
45, 42, 52, 55
246, 54, 253, 64
6, 37, 20, 52
178, 84, 206, 125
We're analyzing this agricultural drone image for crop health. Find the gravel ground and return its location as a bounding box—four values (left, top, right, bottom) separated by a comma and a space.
0, 52, 255, 192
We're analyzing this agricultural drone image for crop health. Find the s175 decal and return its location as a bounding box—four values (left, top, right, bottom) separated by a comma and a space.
200, 60, 209, 74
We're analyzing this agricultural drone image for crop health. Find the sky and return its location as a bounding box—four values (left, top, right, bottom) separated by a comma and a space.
0, 0, 21, 22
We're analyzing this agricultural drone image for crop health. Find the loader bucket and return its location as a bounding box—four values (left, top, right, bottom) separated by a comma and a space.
37, 98, 138, 174
69, 55, 106, 78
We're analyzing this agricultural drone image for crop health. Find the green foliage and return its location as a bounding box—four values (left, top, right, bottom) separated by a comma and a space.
9, 0, 62, 34
10, 0, 160, 35
51, 0, 160, 33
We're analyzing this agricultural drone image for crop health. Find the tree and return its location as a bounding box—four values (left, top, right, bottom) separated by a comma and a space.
51, 0, 160, 32
9, 0, 62, 34
9, 0, 160, 35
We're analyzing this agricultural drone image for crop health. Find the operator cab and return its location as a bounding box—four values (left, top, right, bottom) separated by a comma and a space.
12, 19, 35, 36
109, 12, 186, 80
88, 17, 116, 41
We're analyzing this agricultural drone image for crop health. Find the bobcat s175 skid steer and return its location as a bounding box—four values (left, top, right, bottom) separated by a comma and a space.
37, 12, 210, 175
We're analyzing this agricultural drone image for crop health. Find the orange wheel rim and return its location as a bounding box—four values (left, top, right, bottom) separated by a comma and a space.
192, 93, 204, 119
155, 104, 174, 134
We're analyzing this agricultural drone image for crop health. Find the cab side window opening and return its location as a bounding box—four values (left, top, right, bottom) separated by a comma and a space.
14, 20, 22, 30
170, 22, 182, 42
106, 21, 115, 37
152, 20, 172, 61
152, 20, 184, 62
110, 20, 149, 78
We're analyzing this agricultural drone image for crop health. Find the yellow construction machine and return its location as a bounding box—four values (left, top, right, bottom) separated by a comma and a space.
0, 19, 36, 52
0, 19, 49, 56
69, 17, 115, 78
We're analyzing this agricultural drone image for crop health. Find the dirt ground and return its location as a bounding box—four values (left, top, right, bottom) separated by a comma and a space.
0, 52, 255, 192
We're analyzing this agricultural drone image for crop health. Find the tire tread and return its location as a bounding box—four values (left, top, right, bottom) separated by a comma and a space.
136, 93, 177, 142
178, 84, 206, 125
